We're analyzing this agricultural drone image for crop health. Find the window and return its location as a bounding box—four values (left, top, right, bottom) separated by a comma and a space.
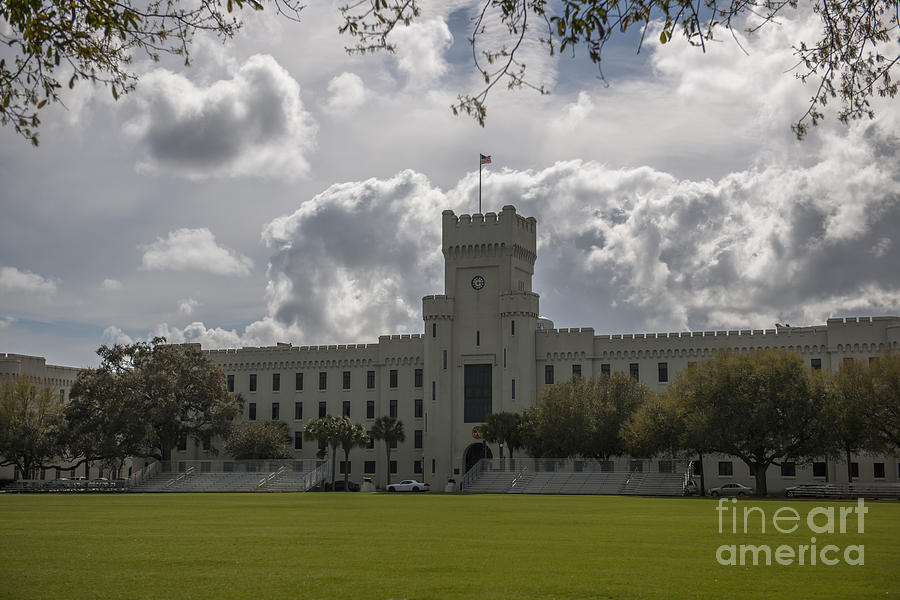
367, 370, 375, 389
443, 350, 447, 370
415, 430, 423, 449
511, 379, 516, 400
811, 358, 822, 370
629, 363, 639, 381
718, 461, 733, 476
464, 364, 492, 422
476, 330, 480, 346
432, 459, 436, 474
390, 461, 397, 474
364, 461, 376, 473
271, 402, 280, 420
629, 460, 643, 473
341, 401, 350, 418
432, 323, 436, 337
227, 374, 234, 392
294, 402, 303, 420
874, 462, 885, 478
319, 372, 327, 390
294, 431, 303, 450
390, 439, 397, 449
511, 320, 515, 336
658, 460, 673, 473
340, 461, 351, 475
781, 462, 796, 477
249, 403, 257, 421
658, 362, 668, 383
295, 372, 303, 391
414, 460, 423, 474
600, 363, 610, 376
390, 370, 398, 388
272, 373, 280, 391
414, 399, 423, 418
414, 368, 423, 388
177, 437, 187, 452
545, 365, 554, 385
367, 400, 375, 419
813, 461, 827, 477
851, 462, 859, 478
503, 348, 507, 368
390, 399, 398, 418
572, 364, 581, 378
432, 381, 436, 401
343, 371, 351, 390
249, 374, 257, 392
366, 436, 374, 449
318, 401, 326, 418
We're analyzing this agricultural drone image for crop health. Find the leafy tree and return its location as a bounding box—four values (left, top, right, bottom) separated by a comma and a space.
481, 411, 522, 462
303, 414, 342, 490
65, 338, 241, 464
370, 415, 405, 487
224, 420, 292, 460
341, 0, 899, 136
869, 350, 900, 450
0, 377, 63, 478
622, 393, 683, 460
0, 0, 303, 144
672, 348, 830, 495
337, 418, 369, 491
825, 359, 879, 482
521, 374, 649, 460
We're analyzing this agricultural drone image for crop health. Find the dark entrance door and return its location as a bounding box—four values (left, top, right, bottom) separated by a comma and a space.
464, 443, 493, 474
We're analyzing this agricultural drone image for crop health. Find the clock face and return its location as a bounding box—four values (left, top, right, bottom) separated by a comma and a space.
471, 275, 485, 290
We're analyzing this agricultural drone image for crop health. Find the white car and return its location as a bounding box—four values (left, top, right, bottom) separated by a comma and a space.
386, 479, 430, 492
709, 482, 753, 497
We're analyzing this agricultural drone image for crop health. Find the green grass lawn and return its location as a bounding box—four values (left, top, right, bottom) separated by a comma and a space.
0, 493, 898, 599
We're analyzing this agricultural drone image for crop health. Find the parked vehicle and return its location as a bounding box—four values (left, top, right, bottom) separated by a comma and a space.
708, 482, 753, 497
386, 480, 430, 492
331, 481, 360, 492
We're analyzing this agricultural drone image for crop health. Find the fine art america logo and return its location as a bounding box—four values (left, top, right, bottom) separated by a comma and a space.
715, 498, 867, 566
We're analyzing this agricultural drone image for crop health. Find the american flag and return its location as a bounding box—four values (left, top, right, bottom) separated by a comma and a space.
480, 154, 492, 165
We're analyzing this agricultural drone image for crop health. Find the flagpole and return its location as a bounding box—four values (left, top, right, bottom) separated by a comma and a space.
478, 158, 482, 214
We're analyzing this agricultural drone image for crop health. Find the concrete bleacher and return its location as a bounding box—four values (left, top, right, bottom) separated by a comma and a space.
131, 464, 324, 493
463, 466, 685, 496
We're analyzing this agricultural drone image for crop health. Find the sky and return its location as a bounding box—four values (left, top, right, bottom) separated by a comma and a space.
1, 2, 899, 368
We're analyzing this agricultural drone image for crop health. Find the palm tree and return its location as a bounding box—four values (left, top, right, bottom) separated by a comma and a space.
304, 415, 341, 490
370, 416, 405, 487
481, 411, 522, 466
337, 418, 369, 491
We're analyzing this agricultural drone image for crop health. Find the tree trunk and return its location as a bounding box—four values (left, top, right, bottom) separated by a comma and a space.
343, 449, 350, 491
385, 446, 392, 487
846, 448, 853, 483
753, 462, 768, 496
330, 446, 337, 491
697, 451, 706, 496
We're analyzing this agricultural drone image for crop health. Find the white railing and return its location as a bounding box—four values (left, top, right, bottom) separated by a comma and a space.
258, 466, 286, 488
303, 461, 329, 491
128, 461, 160, 488
165, 466, 195, 488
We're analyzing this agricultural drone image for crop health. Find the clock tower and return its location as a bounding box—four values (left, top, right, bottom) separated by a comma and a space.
422, 205, 539, 480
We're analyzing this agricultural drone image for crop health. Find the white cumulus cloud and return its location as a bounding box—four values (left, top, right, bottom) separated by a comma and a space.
324, 72, 367, 115
102, 278, 123, 290
0, 266, 57, 295
178, 298, 200, 316
140, 228, 253, 276
388, 19, 453, 87
103, 325, 134, 346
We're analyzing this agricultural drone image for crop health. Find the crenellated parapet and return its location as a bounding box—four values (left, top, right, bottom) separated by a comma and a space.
442, 205, 536, 263
423, 294, 455, 320
499, 291, 540, 318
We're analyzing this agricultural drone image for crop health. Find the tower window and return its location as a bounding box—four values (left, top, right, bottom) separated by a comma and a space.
343, 371, 351, 390
476, 331, 480, 346
572, 364, 581, 378
367, 370, 375, 389
600, 364, 610, 376
319, 372, 327, 390
432, 323, 436, 338
511, 379, 516, 400
658, 362, 668, 383
443, 350, 447, 370
545, 365, 554, 385
390, 370, 398, 388
249, 374, 257, 392
389, 399, 398, 418
272, 373, 280, 392
629, 363, 639, 381
511, 320, 515, 336
295, 372, 303, 391
415, 368, 423, 388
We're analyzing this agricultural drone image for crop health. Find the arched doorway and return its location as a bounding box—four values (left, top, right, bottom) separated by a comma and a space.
463, 443, 493, 474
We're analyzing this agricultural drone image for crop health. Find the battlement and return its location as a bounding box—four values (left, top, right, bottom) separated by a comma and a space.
441, 205, 536, 257
536, 327, 596, 335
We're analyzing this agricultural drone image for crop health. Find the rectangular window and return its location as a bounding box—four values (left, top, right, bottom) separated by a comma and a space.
319, 372, 327, 390
503, 348, 507, 368
366, 436, 374, 449
343, 371, 351, 390
249, 403, 257, 421
432, 323, 436, 337
464, 364, 492, 422
414, 368, 423, 388
294, 431, 303, 450
342, 401, 351, 418
511, 320, 515, 336
390, 399, 398, 418
227, 374, 234, 392
389, 438, 397, 449
432, 459, 436, 475
813, 462, 827, 477
272, 373, 280, 391
390, 460, 397, 474
318, 401, 326, 418
658, 362, 668, 383
572, 364, 581, 378
718, 461, 733, 477
874, 462, 885, 478
249, 374, 257, 392
367, 370, 375, 389
295, 372, 303, 391
414, 460, 423, 474
443, 350, 447, 370
340, 461, 351, 475
545, 365, 554, 385
811, 358, 822, 370
629, 460, 643, 473
367, 400, 375, 419
414, 398, 423, 418
781, 462, 796, 477
177, 437, 187, 452
658, 460, 673, 473
511, 379, 516, 400
414, 429, 423, 449
476, 330, 480, 346
364, 461, 376, 473
389, 370, 398, 388
851, 462, 859, 478
600, 363, 610, 376
629, 363, 639, 381
294, 402, 303, 420
271, 402, 280, 420
431, 381, 436, 401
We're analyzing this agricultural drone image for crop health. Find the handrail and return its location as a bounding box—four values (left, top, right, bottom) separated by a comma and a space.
165, 466, 195, 488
